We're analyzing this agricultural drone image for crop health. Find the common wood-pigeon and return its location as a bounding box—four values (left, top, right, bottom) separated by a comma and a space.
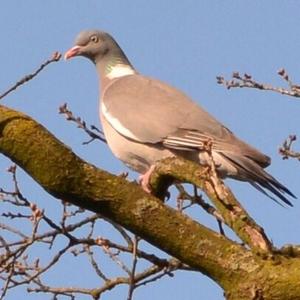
65, 30, 295, 206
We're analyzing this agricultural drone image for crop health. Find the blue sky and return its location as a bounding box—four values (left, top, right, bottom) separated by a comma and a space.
1, 1, 300, 299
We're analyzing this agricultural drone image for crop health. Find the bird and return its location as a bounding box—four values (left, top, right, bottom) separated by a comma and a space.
64, 30, 295, 206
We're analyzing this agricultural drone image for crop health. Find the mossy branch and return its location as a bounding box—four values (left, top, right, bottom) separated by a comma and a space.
150, 156, 273, 252
0, 104, 251, 290
2, 105, 300, 299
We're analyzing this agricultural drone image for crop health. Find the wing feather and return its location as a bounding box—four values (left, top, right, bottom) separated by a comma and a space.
102, 74, 270, 167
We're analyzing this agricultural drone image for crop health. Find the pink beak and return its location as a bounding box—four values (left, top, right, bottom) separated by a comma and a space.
64, 45, 82, 60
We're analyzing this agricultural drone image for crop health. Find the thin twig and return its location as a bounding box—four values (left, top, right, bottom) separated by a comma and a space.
217, 69, 300, 98
279, 135, 300, 160
175, 184, 224, 224
0, 52, 62, 100
85, 246, 108, 281
102, 217, 133, 247
127, 236, 139, 300
59, 103, 106, 144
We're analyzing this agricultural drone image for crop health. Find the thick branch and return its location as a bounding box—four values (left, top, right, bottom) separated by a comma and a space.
0, 105, 250, 291
2, 105, 300, 299
150, 157, 272, 252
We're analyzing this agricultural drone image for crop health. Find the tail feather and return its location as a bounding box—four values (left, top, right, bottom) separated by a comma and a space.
220, 152, 295, 206
249, 182, 285, 207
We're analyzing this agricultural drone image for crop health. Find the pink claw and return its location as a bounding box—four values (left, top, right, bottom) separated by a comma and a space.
138, 165, 156, 193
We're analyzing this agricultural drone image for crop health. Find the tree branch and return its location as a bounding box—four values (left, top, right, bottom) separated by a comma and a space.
0, 104, 251, 290
149, 156, 272, 252
0, 52, 61, 100
279, 135, 300, 160
217, 70, 300, 98
2, 104, 300, 299
58, 103, 106, 144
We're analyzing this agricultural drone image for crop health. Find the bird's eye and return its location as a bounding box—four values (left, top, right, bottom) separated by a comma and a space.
90, 35, 99, 43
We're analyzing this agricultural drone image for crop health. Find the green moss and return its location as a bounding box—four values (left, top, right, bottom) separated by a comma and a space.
2, 105, 300, 299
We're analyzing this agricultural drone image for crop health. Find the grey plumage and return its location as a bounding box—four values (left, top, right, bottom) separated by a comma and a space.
65, 30, 295, 206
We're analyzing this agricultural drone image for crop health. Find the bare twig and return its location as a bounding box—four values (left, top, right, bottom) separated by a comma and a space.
27, 259, 185, 300
175, 184, 224, 220
0, 52, 62, 100
59, 103, 106, 144
85, 246, 108, 281
279, 135, 300, 160
135, 258, 182, 288
217, 69, 300, 98
97, 238, 131, 275
127, 236, 139, 300
102, 217, 133, 247
175, 184, 225, 235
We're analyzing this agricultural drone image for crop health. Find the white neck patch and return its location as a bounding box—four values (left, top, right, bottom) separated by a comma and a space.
106, 64, 136, 80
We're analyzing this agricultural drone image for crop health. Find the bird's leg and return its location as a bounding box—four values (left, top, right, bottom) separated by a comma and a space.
139, 165, 156, 193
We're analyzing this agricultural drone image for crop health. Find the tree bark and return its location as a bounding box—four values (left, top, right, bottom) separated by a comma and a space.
1, 104, 300, 300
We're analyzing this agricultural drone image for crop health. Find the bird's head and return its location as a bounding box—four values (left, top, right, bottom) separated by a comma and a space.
64, 30, 116, 64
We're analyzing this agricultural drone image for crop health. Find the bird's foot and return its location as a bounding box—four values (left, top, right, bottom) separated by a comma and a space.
139, 165, 156, 193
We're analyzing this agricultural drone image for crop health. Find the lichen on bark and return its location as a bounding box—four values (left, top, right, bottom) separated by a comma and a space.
1, 104, 300, 299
